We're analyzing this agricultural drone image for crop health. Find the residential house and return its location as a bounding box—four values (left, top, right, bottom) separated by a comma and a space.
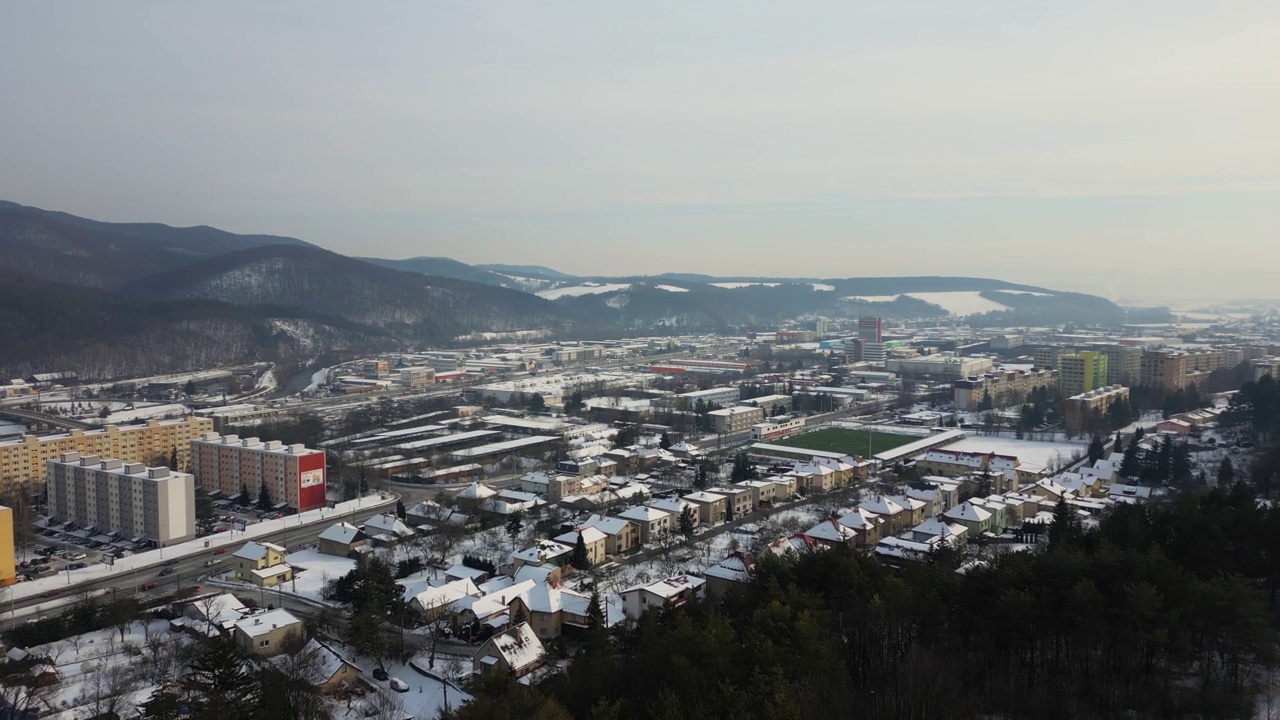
620, 575, 706, 622
683, 491, 729, 525
553, 526, 608, 567
787, 462, 837, 493
472, 622, 544, 679
233, 541, 292, 587
317, 522, 366, 558
761, 533, 825, 558
618, 505, 674, 543
858, 496, 912, 535
581, 515, 640, 555
769, 474, 797, 500
919, 476, 963, 511
1026, 478, 1073, 502
942, 502, 994, 537
361, 513, 416, 546
707, 486, 752, 519
647, 497, 699, 528
410, 577, 482, 621
737, 479, 778, 507
232, 608, 303, 657
837, 508, 885, 548
703, 552, 754, 599
885, 494, 927, 529
508, 540, 573, 573
908, 517, 968, 548
453, 579, 536, 633
283, 637, 361, 694
904, 484, 943, 517
444, 563, 491, 585
181, 593, 248, 636
507, 581, 595, 639
805, 517, 858, 548
455, 481, 499, 511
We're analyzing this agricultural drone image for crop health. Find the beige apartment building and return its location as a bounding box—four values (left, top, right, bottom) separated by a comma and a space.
0, 417, 213, 492
707, 406, 764, 434
1064, 386, 1131, 432
952, 367, 1058, 410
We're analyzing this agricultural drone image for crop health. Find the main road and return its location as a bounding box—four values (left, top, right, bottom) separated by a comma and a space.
1, 501, 397, 626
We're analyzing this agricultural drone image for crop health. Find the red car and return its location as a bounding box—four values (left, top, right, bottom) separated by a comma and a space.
140, 582, 159, 591
214, 548, 227, 555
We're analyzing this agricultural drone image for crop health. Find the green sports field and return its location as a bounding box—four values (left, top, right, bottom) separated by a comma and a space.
772, 427, 918, 457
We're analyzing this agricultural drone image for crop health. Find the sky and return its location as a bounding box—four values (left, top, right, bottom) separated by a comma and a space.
2, 1, 1278, 301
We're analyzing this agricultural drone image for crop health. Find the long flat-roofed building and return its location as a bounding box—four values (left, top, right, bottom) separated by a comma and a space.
0, 417, 214, 492
190, 433, 327, 511
47, 452, 196, 547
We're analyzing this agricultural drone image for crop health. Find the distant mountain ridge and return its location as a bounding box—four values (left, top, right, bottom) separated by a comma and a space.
0, 200, 1139, 378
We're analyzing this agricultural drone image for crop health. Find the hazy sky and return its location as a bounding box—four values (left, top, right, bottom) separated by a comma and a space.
2, 2, 1278, 300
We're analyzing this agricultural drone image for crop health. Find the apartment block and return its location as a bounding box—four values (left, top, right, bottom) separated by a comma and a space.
952, 367, 1058, 411
1064, 386, 1130, 432
677, 387, 741, 410
1095, 345, 1142, 386
0, 506, 13, 586
0, 417, 213, 492
1032, 346, 1065, 369
1058, 351, 1109, 397
47, 452, 196, 547
190, 433, 327, 511
707, 406, 764, 434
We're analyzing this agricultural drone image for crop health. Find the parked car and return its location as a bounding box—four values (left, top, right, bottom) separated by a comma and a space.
140, 582, 159, 591
389, 678, 409, 693
372, 668, 389, 682
68, 562, 86, 570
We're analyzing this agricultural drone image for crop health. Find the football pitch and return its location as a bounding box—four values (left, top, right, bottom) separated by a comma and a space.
773, 427, 918, 457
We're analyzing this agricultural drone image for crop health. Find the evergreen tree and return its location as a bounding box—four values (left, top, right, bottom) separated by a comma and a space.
1157, 437, 1173, 482
237, 483, 250, 506
1119, 442, 1140, 478
678, 507, 696, 541
659, 433, 672, 450
183, 380, 197, 396
1087, 435, 1105, 463
527, 393, 546, 413
139, 684, 184, 720
572, 534, 589, 568
505, 512, 524, 549
1219, 455, 1236, 485
181, 637, 260, 720
1171, 442, 1193, 485
257, 482, 272, 511
396, 499, 406, 519
694, 464, 709, 489
1048, 497, 1083, 550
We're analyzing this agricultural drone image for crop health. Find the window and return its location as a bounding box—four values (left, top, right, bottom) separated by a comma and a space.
540, 614, 548, 621
260, 639, 269, 647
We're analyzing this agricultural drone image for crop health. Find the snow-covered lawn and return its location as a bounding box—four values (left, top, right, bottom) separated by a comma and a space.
327, 639, 471, 720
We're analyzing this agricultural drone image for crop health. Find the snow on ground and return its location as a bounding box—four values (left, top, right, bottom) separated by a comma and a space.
841, 291, 1012, 315
943, 436, 1089, 470
255, 365, 278, 393
282, 548, 358, 602
995, 290, 1051, 296
329, 639, 471, 720
536, 283, 631, 299
810, 283, 835, 291
11, 494, 397, 605
654, 285, 688, 293
841, 294, 900, 303
31, 619, 185, 720
96, 403, 193, 425
903, 291, 1011, 315
304, 367, 331, 393
708, 282, 780, 289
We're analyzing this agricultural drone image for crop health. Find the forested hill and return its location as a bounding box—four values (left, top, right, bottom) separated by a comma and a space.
447, 487, 1280, 720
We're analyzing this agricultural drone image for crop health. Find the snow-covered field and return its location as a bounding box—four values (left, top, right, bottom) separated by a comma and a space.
943, 436, 1089, 471
654, 285, 688, 293
810, 283, 835, 291
995, 290, 1051, 296
536, 283, 631, 299
841, 291, 1013, 316
708, 282, 780, 289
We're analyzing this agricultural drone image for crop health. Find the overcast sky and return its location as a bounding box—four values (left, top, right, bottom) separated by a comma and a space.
2, 2, 1278, 301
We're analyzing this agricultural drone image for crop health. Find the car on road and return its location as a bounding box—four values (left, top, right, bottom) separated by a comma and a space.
388, 677, 409, 693
214, 548, 227, 555
163, 559, 178, 566
203, 559, 222, 567
140, 582, 159, 591
372, 668, 389, 681
68, 562, 86, 570
158, 568, 175, 577
42, 589, 61, 598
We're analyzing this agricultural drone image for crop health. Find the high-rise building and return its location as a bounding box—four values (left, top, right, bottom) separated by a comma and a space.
952, 367, 1059, 410
190, 434, 327, 511
1064, 386, 1130, 432
1058, 351, 1109, 397
1032, 346, 1066, 370
0, 417, 214, 492
857, 317, 883, 343
46, 452, 196, 547
1096, 345, 1142, 386
0, 506, 13, 586
1140, 350, 1190, 390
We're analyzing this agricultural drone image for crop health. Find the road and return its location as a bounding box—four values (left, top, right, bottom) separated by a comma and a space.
0, 406, 92, 431
1, 501, 398, 627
